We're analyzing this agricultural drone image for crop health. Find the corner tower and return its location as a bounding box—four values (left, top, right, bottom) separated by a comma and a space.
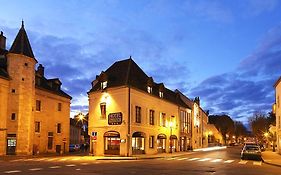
6, 21, 37, 155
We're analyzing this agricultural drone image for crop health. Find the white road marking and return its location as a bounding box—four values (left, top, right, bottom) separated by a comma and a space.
10, 159, 21, 162
49, 166, 61, 169
76, 169, 81, 171
81, 163, 89, 165
253, 161, 262, 166
211, 159, 222, 163
4, 170, 21, 174
224, 160, 234, 163
177, 158, 188, 160
29, 168, 43, 171
239, 160, 247, 164
188, 158, 200, 161
66, 164, 76, 167
198, 158, 211, 162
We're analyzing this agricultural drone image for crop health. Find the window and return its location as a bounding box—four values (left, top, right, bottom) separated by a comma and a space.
36, 100, 41, 111
57, 123, 61, 133
136, 106, 141, 123
159, 91, 163, 98
11, 113, 16, 120
24, 63, 28, 67
35, 122, 40, 133
187, 113, 191, 133
22, 78, 24, 81
149, 136, 154, 148
100, 103, 106, 119
11, 89, 16, 93
147, 86, 152, 94
58, 103, 62, 111
101, 81, 108, 90
160, 113, 166, 127
48, 132, 53, 149
149, 110, 155, 125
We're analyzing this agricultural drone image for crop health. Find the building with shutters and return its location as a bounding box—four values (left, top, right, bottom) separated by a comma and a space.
0, 22, 71, 155
88, 58, 200, 156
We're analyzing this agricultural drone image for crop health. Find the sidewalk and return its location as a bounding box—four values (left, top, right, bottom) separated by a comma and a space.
0, 146, 226, 161
262, 150, 281, 167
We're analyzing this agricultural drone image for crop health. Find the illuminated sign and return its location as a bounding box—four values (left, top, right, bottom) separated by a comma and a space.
108, 112, 122, 125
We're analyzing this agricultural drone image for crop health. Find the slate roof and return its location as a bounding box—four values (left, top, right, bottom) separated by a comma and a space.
89, 58, 189, 108
35, 73, 72, 99
0, 48, 9, 79
0, 23, 71, 99
9, 22, 36, 60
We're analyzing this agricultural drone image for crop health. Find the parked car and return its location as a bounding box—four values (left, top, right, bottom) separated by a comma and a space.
241, 145, 262, 160
69, 144, 80, 152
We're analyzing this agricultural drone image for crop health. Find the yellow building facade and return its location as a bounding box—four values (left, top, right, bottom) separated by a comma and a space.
0, 23, 71, 155
88, 58, 191, 156
274, 77, 281, 154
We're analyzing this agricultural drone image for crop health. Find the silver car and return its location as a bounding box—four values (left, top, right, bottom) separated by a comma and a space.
241, 145, 262, 160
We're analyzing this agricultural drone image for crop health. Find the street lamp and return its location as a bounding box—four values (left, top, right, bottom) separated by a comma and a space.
169, 121, 173, 153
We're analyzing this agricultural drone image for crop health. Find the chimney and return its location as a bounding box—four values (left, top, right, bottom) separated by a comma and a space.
37, 64, 44, 76
0, 31, 6, 50
194, 96, 200, 106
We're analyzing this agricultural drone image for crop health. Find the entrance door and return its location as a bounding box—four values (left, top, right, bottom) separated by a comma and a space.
6, 134, 17, 155
104, 131, 120, 155
157, 134, 167, 153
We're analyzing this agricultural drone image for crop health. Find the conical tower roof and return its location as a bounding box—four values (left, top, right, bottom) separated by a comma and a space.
9, 21, 35, 59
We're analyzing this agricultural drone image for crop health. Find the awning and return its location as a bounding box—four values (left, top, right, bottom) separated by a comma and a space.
170, 135, 178, 139
157, 134, 167, 139
132, 132, 145, 137
104, 131, 120, 137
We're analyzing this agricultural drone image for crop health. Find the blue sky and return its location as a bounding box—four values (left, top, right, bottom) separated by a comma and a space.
1, 0, 281, 124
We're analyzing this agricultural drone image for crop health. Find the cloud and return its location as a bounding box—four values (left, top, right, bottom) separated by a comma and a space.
247, 0, 279, 16
189, 24, 281, 122
182, 0, 233, 23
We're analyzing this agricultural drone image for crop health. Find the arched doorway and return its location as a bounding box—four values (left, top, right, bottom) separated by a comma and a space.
132, 132, 145, 154
170, 135, 177, 152
104, 131, 120, 155
157, 134, 167, 153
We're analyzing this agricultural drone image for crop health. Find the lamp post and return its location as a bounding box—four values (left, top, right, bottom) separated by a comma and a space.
169, 121, 173, 153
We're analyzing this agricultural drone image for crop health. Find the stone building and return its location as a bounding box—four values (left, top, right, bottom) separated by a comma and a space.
0, 22, 71, 155
274, 77, 281, 154
88, 58, 192, 156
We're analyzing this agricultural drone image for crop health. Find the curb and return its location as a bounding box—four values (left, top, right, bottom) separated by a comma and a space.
263, 159, 281, 168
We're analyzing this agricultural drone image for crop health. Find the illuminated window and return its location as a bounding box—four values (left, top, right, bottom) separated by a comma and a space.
101, 81, 107, 90
149, 110, 155, 125
149, 136, 154, 148
159, 91, 163, 98
57, 123, 61, 133
36, 100, 41, 111
136, 106, 141, 123
35, 122, 40, 133
147, 86, 152, 94
160, 113, 166, 127
100, 103, 106, 119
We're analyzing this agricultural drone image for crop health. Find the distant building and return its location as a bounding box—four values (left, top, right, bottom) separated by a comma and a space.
274, 77, 281, 154
88, 58, 191, 156
70, 118, 82, 145
206, 124, 223, 146
0, 22, 71, 155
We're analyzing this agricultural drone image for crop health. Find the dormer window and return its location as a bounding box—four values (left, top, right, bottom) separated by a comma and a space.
147, 86, 152, 94
159, 91, 163, 98
101, 81, 107, 90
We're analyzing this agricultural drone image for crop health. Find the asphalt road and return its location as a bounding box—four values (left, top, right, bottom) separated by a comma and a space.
0, 147, 280, 175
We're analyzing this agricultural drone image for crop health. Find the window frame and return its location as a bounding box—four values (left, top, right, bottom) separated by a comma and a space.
135, 106, 141, 123
36, 100, 41, 111
149, 110, 155, 125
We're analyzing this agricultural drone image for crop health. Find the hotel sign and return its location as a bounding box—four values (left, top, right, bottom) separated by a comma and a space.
108, 112, 122, 125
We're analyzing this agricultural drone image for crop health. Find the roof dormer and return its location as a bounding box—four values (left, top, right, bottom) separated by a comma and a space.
147, 77, 153, 94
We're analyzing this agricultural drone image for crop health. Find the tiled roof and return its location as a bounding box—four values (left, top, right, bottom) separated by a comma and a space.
9, 22, 36, 60
35, 73, 72, 99
89, 58, 189, 108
